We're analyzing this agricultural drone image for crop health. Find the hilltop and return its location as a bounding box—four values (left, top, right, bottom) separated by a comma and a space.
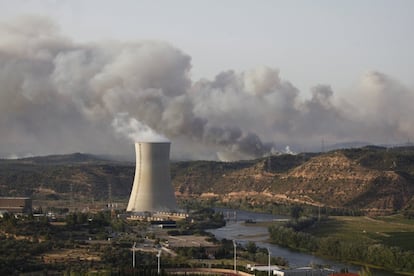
1, 147, 414, 213
0, 153, 111, 165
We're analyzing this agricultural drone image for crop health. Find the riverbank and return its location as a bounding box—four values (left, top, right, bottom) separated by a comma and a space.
268, 215, 414, 275
210, 208, 406, 276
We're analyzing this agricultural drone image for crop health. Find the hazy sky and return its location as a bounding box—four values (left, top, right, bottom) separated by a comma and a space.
1, 1, 413, 160
2, 0, 413, 94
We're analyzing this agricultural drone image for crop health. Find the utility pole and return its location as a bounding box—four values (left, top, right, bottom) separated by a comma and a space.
132, 242, 136, 268
233, 240, 237, 274
267, 247, 271, 276
70, 182, 74, 211
157, 249, 162, 275
318, 205, 321, 221
108, 180, 112, 208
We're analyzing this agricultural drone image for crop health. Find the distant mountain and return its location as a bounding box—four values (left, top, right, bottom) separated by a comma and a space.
0, 148, 414, 213
325, 141, 372, 151
325, 141, 414, 152
22, 153, 112, 164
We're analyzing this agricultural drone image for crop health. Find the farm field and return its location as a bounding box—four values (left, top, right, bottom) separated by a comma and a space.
305, 215, 414, 251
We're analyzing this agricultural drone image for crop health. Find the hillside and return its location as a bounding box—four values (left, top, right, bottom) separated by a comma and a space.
1, 147, 414, 212
171, 147, 414, 212
0, 155, 134, 200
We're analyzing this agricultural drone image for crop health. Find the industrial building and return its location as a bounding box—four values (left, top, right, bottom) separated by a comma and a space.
273, 267, 334, 276
0, 197, 32, 214
127, 142, 178, 213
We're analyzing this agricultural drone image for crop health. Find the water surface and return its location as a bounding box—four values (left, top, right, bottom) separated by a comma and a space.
209, 208, 399, 276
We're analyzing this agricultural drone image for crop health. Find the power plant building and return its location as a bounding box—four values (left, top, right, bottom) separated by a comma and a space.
0, 197, 32, 214
127, 142, 178, 213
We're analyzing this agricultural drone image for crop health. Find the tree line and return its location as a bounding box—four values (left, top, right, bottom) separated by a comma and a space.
268, 223, 414, 273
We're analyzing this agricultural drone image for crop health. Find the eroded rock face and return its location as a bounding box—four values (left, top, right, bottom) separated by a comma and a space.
285, 152, 410, 210
172, 150, 414, 212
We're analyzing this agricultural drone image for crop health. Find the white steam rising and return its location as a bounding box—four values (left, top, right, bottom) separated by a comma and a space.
1, 16, 413, 160
112, 113, 169, 143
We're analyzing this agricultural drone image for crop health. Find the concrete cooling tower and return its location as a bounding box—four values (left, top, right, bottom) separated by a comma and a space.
127, 142, 178, 212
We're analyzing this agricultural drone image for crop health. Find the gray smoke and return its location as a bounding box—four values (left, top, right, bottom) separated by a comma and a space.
1, 16, 413, 160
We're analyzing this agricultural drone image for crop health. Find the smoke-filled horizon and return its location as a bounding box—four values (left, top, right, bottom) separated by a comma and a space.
1, 16, 414, 161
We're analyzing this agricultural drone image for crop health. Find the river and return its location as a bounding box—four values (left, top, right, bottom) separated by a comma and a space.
208, 208, 399, 276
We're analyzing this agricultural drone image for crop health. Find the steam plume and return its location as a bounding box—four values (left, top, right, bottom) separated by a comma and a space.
112, 113, 169, 143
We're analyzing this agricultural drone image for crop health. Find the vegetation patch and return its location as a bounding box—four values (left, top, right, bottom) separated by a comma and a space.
378, 232, 414, 251
269, 215, 414, 274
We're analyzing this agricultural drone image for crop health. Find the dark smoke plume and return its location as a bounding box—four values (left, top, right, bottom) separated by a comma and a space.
1, 16, 413, 160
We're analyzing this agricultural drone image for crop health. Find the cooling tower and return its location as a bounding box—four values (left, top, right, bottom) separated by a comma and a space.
127, 142, 178, 212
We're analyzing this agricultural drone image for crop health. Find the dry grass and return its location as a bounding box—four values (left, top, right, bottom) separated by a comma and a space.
41, 247, 101, 264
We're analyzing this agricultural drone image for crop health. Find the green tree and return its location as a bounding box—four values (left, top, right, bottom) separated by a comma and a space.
246, 241, 257, 254
290, 205, 303, 220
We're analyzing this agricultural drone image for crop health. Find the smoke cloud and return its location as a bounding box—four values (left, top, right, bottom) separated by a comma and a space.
1, 16, 413, 160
